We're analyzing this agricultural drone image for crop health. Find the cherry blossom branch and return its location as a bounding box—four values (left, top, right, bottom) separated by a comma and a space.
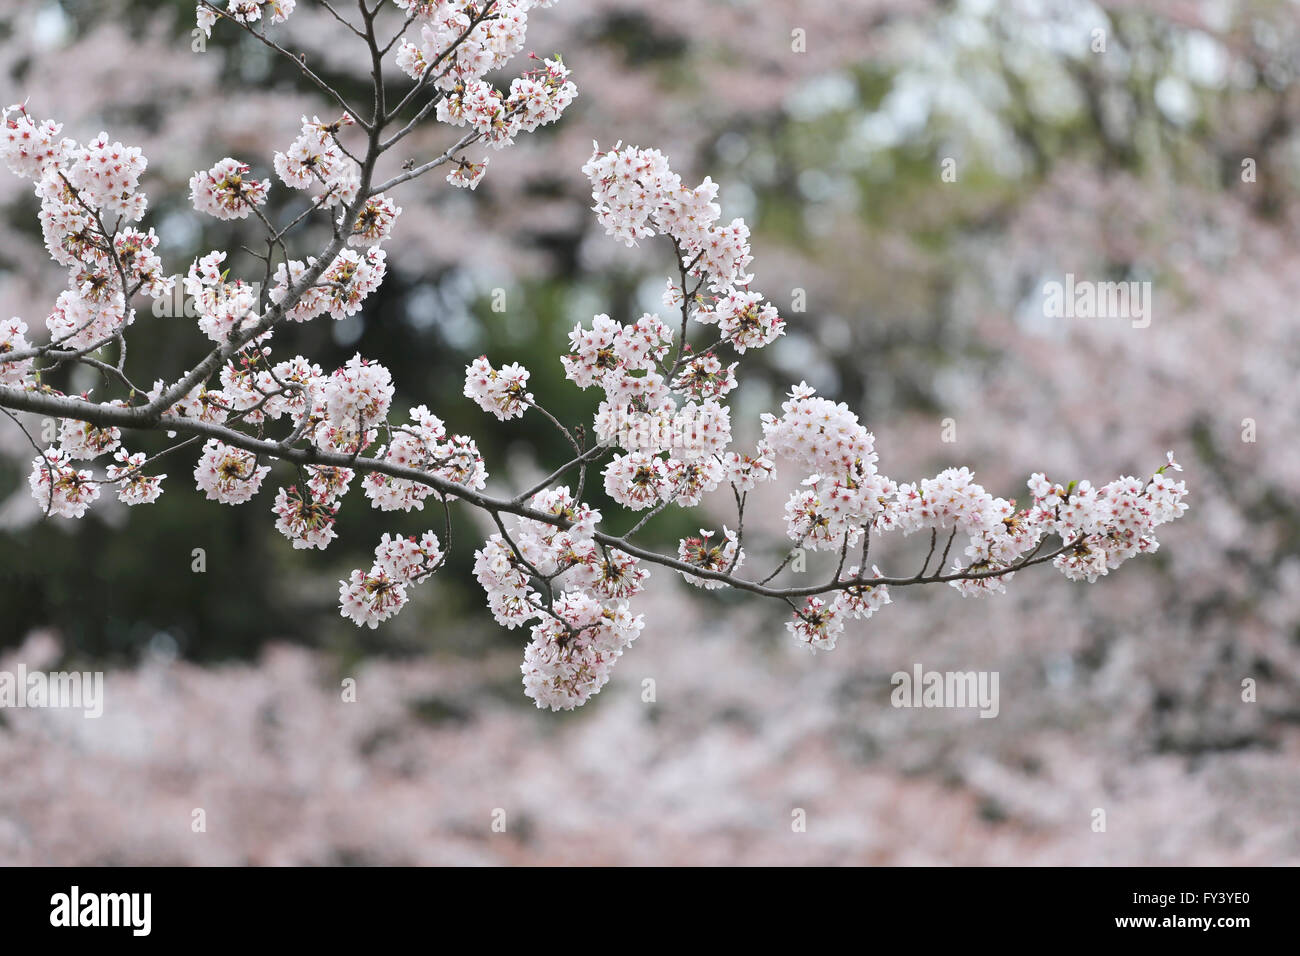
0, 376, 1103, 599
0, 1, 1189, 714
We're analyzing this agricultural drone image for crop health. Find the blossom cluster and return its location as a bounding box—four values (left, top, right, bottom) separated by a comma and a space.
677, 528, 743, 589
463, 356, 533, 421
760, 383, 892, 556
581, 142, 755, 292
390, 1, 575, 190
184, 251, 263, 343
273, 114, 362, 211
324, 353, 395, 432
0, 318, 34, 385
273, 484, 340, 551
1028, 456, 1189, 584
189, 158, 269, 221
339, 531, 444, 629
435, 56, 576, 152
1, 104, 170, 360
28, 447, 99, 519
521, 593, 643, 711
360, 404, 487, 511
194, 438, 271, 504
106, 450, 166, 506
269, 248, 388, 322
787, 565, 892, 654
474, 486, 647, 709
196, 1, 296, 39
394, 0, 555, 94
550, 304, 766, 507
